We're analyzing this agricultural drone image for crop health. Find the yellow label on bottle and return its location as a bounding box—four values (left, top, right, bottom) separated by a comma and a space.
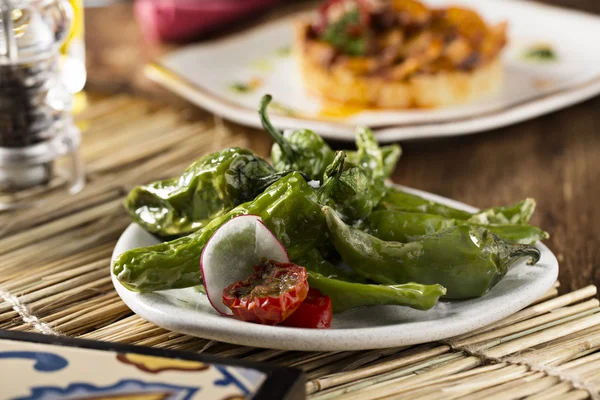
61, 0, 84, 55
60, 0, 87, 94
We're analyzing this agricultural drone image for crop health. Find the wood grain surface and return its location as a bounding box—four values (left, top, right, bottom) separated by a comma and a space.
83, 0, 600, 293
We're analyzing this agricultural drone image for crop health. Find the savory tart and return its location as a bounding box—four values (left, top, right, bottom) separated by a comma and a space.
295, 0, 508, 108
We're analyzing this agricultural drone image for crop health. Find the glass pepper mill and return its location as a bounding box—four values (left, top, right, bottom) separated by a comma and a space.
0, 0, 83, 210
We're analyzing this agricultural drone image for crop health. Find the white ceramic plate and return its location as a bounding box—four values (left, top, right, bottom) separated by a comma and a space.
146, 0, 600, 142
111, 186, 558, 351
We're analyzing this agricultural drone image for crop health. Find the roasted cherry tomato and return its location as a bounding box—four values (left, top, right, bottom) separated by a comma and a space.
222, 260, 309, 325
281, 288, 333, 329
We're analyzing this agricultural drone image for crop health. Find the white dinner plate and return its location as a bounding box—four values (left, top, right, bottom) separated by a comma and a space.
146, 0, 600, 142
111, 185, 558, 351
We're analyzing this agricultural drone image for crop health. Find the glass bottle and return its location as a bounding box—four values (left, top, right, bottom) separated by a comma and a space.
0, 0, 84, 209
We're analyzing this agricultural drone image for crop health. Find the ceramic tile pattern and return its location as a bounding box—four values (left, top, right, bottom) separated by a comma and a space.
0, 339, 266, 399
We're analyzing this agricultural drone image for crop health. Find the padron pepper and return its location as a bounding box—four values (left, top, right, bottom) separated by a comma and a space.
364, 209, 549, 245
323, 127, 389, 215
113, 172, 326, 292
317, 151, 382, 222
381, 145, 403, 178
125, 147, 290, 238
293, 249, 445, 312
349, 127, 388, 180
293, 248, 364, 283
324, 206, 541, 299
380, 188, 537, 225
260, 95, 335, 181
346, 134, 402, 179
307, 272, 446, 313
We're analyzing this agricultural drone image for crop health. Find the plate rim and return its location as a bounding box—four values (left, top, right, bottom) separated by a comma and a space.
111, 185, 559, 351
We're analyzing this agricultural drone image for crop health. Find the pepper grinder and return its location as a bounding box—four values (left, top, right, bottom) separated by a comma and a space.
0, 0, 83, 210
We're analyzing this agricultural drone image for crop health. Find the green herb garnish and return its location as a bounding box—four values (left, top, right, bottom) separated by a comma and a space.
275, 46, 291, 57
251, 58, 273, 72
229, 78, 262, 94
523, 45, 558, 63
320, 9, 367, 56
230, 82, 251, 93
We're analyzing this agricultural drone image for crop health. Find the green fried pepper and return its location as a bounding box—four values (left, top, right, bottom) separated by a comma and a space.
316, 127, 390, 221
294, 246, 445, 312
307, 272, 446, 313
349, 127, 386, 180
347, 145, 402, 179
347, 127, 388, 202
380, 188, 537, 225
346, 132, 402, 180
260, 95, 335, 180
318, 151, 382, 221
324, 206, 541, 299
125, 147, 289, 238
381, 145, 402, 178
113, 172, 325, 292
365, 210, 549, 245
293, 248, 363, 283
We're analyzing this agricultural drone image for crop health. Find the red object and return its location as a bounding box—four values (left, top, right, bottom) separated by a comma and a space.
134, 0, 284, 43
222, 260, 309, 326
281, 289, 333, 329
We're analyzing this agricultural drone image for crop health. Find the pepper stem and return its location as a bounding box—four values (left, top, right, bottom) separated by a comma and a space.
509, 244, 542, 266
317, 151, 346, 201
255, 171, 309, 193
259, 95, 296, 161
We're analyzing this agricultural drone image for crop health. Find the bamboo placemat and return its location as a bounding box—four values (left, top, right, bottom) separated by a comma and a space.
1, 95, 599, 400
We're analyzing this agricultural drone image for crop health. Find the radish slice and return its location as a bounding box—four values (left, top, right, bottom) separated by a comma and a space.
200, 215, 289, 315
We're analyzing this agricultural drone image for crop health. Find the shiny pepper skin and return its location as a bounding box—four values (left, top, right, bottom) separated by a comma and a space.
365, 209, 549, 245
113, 172, 326, 292
324, 206, 541, 299
260, 95, 336, 181
125, 147, 290, 238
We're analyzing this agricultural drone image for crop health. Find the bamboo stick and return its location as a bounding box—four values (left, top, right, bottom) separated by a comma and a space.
531, 288, 560, 305
521, 331, 600, 367
549, 390, 590, 400
304, 352, 361, 372
87, 124, 203, 173
557, 351, 600, 371
335, 356, 481, 400
459, 373, 557, 400
398, 364, 529, 400
454, 286, 598, 340
244, 349, 288, 363
0, 246, 111, 290
0, 198, 121, 255
0, 269, 108, 316
132, 332, 180, 347
451, 300, 600, 348
525, 382, 574, 400
309, 353, 463, 399
306, 345, 450, 394
337, 347, 409, 373
0, 186, 123, 237
484, 314, 600, 359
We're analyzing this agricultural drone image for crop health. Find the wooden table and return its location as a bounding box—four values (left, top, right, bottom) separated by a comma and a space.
83, 0, 600, 293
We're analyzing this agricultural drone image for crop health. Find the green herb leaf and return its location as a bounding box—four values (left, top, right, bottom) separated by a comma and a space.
275, 46, 291, 57
320, 9, 367, 56
523, 45, 557, 62
230, 82, 252, 93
